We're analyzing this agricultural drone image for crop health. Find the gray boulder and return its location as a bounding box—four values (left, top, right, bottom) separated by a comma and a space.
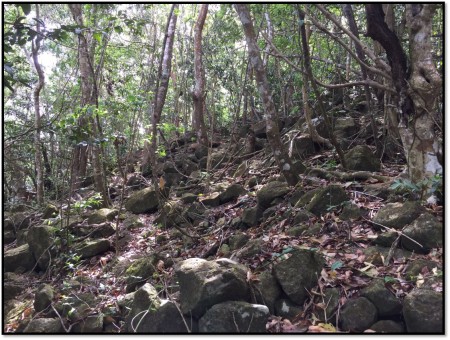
219, 184, 247, 204
4, 273, 27, 301
72, 314, 104, 333
372, 201, 423, 230
334, 117, 358, 140
42, 204, 59, 219
234, 238, 263, 259
199, 301, 269, 333
340, 203, 362, 220
180, 193, 197, 204
257, 181, 290, 209
253, 271, 282, 314
124, 256, 157, 293
405, 259, 442, 279
360, 280, 402, 317
27, 225, 56, 271
4, 244, 35, 273
339, 297, 378, 332
274, 298, 302, 319
403, 289, 443, 333
175, 258, 250, 318
126, 283, 188, 333
208, 150, 229, 169
289, 135, 317, 160
163, 172, 183, 188
87, 208, 118, 224
369, 320, 405, 333
315, 287, 340, 323
373, 231, 398, 247
74, 239, 110, 259
53, 292, 97, 323
4, 218, 16, 243
23, 318, 65, 333
126, 283, 159, 332
229, 232, 250, 251
401, 213, 442, 253
199, 192, 221, 207
293, 209, 314, 224
34, 284, 54, 313
305, 185, 349, 216
10, 212, 31, 230
125, 187, 159, 214
273, 247, 324, 305
285, 225, 308, 237
344, 145, 380, 172
241, 206, 264, 228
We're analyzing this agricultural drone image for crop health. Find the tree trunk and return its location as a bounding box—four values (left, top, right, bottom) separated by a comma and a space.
31, 4, 45, 205
142, 4, 178, 175
342, 4, 382, 157
235, 4, 300, 186
193, 4, 209, 146
69, 4, 109, 206
297, 6, 347, 169
365, 4, 442, 185
402, 4, 442, 182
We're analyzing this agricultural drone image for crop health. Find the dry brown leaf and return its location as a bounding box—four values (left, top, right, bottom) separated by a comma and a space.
156, 260, 165, 272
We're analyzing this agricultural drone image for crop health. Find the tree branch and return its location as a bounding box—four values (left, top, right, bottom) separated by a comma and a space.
261, 33, 395, 93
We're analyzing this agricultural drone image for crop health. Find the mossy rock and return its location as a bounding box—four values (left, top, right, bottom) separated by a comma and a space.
344, 145, 380, 172
124, 188, 159, 214
125, 256, 158, 292
305, 185, 349, 216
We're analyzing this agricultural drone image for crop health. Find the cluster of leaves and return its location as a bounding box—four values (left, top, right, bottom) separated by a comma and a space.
390, 174, 442, 201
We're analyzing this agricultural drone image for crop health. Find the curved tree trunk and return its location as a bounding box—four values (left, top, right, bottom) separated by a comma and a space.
193, 4, 209, 146
365, 4, 442, 186
235, 4, 300, 186
31, 4, 45, 205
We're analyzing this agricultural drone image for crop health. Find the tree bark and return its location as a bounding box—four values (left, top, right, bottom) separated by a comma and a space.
235, 4, 300, 186
402, 4, 442, 182
69, 4, 109, 206
193, 4, 209, 146
342, 4, 382, 157
31, 4, 45, 205
297, 6, 347, 169
365, 4, 442, 184
142, 4, 178, 175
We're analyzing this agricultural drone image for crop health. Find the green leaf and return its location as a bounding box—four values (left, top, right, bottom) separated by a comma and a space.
18, 4, 31, 15
114, 25, 123, 34
281, 247, 294, 255
384, 276, 397, 283
93, 32, 102, 43
331, 261, 343, 271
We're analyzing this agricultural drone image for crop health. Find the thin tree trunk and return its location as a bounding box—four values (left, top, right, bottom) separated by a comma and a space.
141, 4, 178, 176
68, 4, 89, 191
297, 6, 347, 169
193, 4, 209, 146
31, 4, 45, 205
235, 4, 300, 186
342, 4, 382, 157
69, 4, 109, 206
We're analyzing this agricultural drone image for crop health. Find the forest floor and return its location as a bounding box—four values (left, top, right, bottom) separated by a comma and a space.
4, 139, 443, 333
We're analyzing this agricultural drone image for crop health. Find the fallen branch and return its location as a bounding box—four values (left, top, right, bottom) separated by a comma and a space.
364, 217, 423, 248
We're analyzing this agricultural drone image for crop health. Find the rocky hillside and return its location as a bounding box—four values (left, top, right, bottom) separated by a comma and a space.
4, 117, 443, 333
